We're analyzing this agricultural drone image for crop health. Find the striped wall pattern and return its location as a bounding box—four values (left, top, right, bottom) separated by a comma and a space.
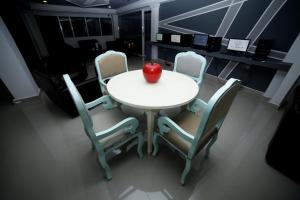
158, 0, 300, 92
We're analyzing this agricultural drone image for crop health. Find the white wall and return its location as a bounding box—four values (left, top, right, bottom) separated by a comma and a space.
0, 17, 40, 102
270, 33, 300, 106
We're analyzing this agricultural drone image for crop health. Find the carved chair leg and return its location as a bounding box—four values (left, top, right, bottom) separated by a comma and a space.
181, 159, 192, 185
85, 132, 95, 151
91, 142, 95, 151
205, 134, 218, 158
97, 151, 112, 180
137, 133, 144, 158
152, 132, 159, 156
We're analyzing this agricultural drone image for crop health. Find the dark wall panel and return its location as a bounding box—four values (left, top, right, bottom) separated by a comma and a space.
160, 0, 222, 20
206, 58, 229, 77
169, 8, 228, 35
258, 0, 300, 52
227, 64, 276, 92
157, 0, 299, 92
159, 27, 180, 34
226, 0, 272, 39
159, 0, 299, 53
158, 47, 180, 62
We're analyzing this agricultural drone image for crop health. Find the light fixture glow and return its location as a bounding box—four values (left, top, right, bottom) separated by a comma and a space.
43, 0, 47, 3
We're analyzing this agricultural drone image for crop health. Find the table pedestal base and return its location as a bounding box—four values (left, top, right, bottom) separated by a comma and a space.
145, 110, 157, 155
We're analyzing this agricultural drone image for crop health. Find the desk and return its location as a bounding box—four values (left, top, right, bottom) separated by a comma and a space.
150, 42, 292, 71
107, 70, 199, 154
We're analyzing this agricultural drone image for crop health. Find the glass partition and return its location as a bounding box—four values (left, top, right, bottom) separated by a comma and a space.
100, 18, 113, 35
86, 18, 101, 36
71, 17, 87, 37
59, 16, 73, 37
119, 11, 142, 55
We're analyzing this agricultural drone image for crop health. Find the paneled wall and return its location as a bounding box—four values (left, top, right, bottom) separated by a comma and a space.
158, 0, 300, 92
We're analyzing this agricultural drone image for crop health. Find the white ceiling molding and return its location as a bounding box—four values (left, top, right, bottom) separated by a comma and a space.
65, 0, 110, 8
30, 2, 116, 14
117, 0, 174, 14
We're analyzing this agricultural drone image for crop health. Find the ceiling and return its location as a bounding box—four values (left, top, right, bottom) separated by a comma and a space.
28, 0, 140, 9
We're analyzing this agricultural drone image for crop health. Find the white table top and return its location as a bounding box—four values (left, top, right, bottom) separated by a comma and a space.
107, 70, 199, 110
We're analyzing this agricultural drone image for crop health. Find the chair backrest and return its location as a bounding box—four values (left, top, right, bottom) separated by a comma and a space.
95, 50, 128, 80
63, 74, 95, 138
190, 78, 241, 157
173, 51, 206, 85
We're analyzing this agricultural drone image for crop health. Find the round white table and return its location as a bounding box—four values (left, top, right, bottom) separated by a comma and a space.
107, 70, 199, 154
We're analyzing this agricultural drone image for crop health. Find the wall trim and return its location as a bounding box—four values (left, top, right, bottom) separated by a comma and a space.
30, 3, 116, 14
12, 89, 41, 104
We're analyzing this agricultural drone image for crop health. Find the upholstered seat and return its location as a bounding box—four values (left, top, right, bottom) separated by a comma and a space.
161, 110, 217, 154
153, 78, 241, 185
95, 50, 144, 118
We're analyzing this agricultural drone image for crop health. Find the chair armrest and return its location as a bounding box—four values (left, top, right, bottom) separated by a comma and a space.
85, 95, 116, 110
196, 79, 202, 86
157, 116, 194, 143
187, 98, 207, 113
100, 79, 107, 87
95, 117, 139, 140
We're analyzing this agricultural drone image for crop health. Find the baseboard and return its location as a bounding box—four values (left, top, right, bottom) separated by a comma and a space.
12, 88, 41, 104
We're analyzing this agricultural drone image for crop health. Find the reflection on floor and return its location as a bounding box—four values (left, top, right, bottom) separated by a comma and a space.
1, 70, 300, 200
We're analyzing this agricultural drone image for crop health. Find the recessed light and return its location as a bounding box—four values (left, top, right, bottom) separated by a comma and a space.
108, 5, 111, 8
43, 0, 47, 3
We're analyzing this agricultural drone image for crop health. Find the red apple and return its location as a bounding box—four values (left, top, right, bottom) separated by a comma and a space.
143, 62, 162, 83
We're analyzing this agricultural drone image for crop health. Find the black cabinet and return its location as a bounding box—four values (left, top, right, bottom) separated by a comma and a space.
266, 84, 300, 184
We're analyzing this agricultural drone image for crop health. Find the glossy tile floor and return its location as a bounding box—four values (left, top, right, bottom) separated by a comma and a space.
1, 73, 300, 200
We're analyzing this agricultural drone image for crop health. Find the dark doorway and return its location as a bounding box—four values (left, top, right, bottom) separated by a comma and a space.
1, 0, 41, 71
35, 15, 65, 56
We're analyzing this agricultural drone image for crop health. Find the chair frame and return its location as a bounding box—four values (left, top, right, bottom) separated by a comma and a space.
173, 51, 207, 86
153, 78, 241, 185
63, 74, 143, 180
95, 50, 129, 94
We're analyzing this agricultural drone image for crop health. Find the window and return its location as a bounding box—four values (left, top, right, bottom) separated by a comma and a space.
100, 18, 113, 35
86, 18, 101, 36
71, 17, 87, 37
59, 17, 73, 37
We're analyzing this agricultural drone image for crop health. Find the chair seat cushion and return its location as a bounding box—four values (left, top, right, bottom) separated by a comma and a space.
90, 107, 136, 149
161, 110, 216, 154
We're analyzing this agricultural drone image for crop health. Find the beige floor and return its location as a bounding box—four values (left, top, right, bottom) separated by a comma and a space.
0, 65, 300, 200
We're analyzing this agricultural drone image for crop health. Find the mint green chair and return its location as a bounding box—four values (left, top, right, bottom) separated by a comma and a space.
63, 74, 144, 180
173, 51, 206, 86
153, 78, 241, 185
161, 51, 207, 118
95, 50, 144, 117
95, 50, 128, 94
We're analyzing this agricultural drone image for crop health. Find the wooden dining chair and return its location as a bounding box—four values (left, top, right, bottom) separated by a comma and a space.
173, 51, 206, 86
95, 50, 128, 94
63, 74, 144, 180
160, 51, 207, 118
153, 78, 241, 185
95, 50, 144, 118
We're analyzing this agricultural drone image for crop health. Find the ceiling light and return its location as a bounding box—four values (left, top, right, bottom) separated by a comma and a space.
43, 0, 47, 3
